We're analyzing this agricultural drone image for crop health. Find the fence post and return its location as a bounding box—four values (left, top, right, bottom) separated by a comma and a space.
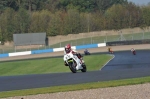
91, 36, 92, 44
106, 33, 108, 42
15, 46, 16, 52
142, 30, 145, 40
60, 37, 61, 48
104, 39, 106, 43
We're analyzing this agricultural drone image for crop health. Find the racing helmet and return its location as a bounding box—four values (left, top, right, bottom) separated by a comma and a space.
65, 44, 71, 53
131, 48, 135, 51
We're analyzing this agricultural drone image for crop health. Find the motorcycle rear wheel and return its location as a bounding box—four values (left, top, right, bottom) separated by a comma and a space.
81, 64, 87, 72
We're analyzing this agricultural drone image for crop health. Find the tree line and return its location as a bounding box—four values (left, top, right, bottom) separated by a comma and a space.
0, 0, 150, 44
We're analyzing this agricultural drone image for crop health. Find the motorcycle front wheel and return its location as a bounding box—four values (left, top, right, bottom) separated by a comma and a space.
68, 62, 77, 73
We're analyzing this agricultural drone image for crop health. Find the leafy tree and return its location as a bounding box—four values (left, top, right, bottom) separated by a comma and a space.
28, 11, 39, 32
20, 0, 46, 12
29, 10, 51, 33
125, 2, 142, 28
59, 0, 96, 12
61, 9, 81, 35
47, 12, 61, 36
14, 8, 30, 33
0, 0, 22, 12
38, 10, 51, 32
0, 8, 15, 42
90, 12, 105, 31
0, 0, 7, 13
24, 0, 37, 12
105, 2, 142, 30
141, 6, 150, 28
58, 11, 69, 35
42, 0, 60, 12
95, 0, 127, 12
80, 13, 88, 33
105, 4, 126, 30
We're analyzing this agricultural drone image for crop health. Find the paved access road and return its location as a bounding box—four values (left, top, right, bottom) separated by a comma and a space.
0, 50, 150, 92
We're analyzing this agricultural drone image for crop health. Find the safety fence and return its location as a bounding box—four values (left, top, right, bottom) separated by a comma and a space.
106, 39, 150, 46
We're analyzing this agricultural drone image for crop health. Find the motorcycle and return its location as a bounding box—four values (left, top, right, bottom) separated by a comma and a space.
84, 49, 90, 55
108, 49, 113, 54
131, 48, 136, 55
64, 52, 87, 73
110, 50, 114, 54
132, 50, 136, 55
108, 48, 113, 54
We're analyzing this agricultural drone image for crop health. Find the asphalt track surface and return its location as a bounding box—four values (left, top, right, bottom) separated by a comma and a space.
0, 50, 150, 92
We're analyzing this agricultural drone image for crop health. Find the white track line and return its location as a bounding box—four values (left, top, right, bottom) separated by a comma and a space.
100, 54, 115, 71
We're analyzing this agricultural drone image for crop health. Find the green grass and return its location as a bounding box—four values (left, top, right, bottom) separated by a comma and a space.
0, 54, 112, 76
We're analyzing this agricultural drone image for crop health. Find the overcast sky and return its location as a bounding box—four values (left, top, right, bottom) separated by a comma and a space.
128, 0, 150, 5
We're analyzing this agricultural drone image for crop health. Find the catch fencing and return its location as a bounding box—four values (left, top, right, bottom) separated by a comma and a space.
106, 39, 150, 46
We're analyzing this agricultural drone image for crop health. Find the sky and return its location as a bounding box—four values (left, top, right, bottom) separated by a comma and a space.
128, 0, 150, 5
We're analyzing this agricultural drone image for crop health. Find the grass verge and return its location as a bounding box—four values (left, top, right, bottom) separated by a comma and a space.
0, 76, 150, 98
0, 54, 112, 76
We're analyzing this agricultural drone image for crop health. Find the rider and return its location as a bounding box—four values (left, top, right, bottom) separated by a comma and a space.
131, 48, 135, 52
64, 44, 84, 66
108, 47, 113, 53
84, 49, 88, 53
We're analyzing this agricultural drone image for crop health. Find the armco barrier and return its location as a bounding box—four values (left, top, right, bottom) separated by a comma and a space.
53, 46, 76, 52
31, 49, 53, 54
98, 43, 106, 47
76, 44, 98, 50
9, 51, 31, 57
0, 53, 9, 58
0, 43, 106, 58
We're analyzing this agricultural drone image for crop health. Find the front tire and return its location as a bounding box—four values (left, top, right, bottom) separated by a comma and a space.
69, 63, 77, 73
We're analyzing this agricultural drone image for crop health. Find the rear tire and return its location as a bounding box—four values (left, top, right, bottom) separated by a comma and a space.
133, 51, 136, 55
81, 64, 87, 72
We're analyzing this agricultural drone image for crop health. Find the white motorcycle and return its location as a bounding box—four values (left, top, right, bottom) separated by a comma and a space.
64, 52, 87, 73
